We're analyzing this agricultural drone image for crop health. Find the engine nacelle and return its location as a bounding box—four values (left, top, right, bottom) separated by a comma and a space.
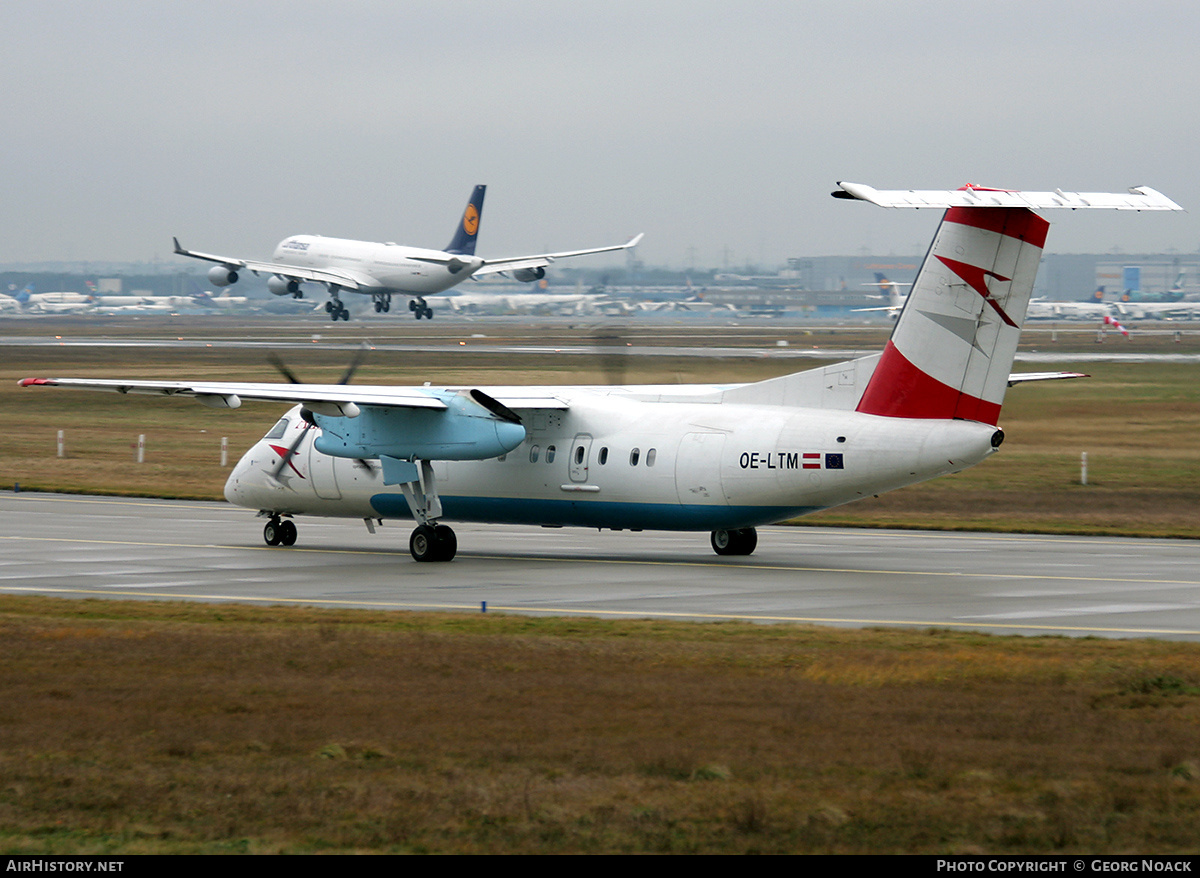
311, 396, 526, 463
512, 267, 546, 283
208, 265, 239, 287
267, 275, 301, 297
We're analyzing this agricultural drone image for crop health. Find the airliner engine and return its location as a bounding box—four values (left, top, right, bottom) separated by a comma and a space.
208, 266, 239, 287
267, 276, 301, 296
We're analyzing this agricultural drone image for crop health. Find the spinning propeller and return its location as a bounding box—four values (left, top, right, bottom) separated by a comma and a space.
265, 345, 372, 482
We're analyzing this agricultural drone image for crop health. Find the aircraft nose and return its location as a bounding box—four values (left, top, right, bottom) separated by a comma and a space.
224, 449, 255, 505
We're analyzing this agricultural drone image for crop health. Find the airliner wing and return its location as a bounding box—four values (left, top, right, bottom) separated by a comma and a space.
473, 233, 644, 277
172, 238, 375, 290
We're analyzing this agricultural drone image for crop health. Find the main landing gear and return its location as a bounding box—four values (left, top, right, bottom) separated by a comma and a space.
373, 293, 392, 313
409, 297, 434, 320
324, 299, 350, 322
710, 527, 757, 556
409, 524, 457, 562
263, 515, 297, 547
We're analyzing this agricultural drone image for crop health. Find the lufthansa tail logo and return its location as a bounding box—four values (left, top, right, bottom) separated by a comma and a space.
463, 204, 480, 236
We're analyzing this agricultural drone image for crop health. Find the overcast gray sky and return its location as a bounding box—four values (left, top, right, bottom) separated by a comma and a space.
2, 0, 1197, 269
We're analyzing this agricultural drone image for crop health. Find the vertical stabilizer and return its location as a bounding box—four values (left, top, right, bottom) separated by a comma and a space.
445, 185, 486, 255
856, 205, 1048, 425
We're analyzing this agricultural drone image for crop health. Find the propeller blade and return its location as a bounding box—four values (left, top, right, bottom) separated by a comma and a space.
270, 414, 314, 482
267, 353, 303, 385
468, 389, 522, 425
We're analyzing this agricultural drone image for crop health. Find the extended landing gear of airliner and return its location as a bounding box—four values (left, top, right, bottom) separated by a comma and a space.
324, 299, 350, 322
409, 524, 457, 562
264, 516, 298, 547
373, 293, 392, 313
409, 297, 434, 320
710, 527, 757, 556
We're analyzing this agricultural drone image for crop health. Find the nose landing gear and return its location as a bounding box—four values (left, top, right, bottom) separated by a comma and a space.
263, 515, 298, 547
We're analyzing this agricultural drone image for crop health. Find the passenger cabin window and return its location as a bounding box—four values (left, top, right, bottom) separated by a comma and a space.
265, 418, 289, 440
646, 448, 657, 467
529, 445, 540, 463
546, 445, 556, 464
574, 446, 585, 465
598, 447, 608, 465
629, 448, 640, 466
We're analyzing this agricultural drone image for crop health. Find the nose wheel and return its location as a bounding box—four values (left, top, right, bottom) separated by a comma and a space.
409, 524, 457, 562
264, 516, 298, 547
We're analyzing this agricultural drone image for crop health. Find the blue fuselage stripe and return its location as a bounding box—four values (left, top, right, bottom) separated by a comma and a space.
368, 493, 822, 531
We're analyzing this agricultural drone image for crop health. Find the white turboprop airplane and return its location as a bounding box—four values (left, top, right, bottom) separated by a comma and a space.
172, 185, 643, 322
21, 182, 1180, 562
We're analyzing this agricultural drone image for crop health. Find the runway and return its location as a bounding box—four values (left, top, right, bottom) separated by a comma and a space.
3, 492, 1200, 639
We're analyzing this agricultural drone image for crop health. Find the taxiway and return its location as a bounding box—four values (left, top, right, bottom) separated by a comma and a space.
3, 492, 1199, 640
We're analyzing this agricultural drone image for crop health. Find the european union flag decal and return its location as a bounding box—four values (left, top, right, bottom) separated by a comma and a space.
825, 453, 844, 470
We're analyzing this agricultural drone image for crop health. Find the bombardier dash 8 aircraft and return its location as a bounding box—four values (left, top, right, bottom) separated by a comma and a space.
22, 182, 1180, 562
173, 185, 643, 322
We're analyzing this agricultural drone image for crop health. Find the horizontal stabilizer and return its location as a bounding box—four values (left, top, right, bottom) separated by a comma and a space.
833, 182, 1183, 211
1006, 371, 1090, 386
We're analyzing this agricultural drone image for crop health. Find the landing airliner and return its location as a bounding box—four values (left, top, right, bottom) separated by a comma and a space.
173, 185, 643, 322
22, 182, 1181, 562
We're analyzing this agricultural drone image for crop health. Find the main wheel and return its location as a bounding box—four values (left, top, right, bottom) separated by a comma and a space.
433, 524, 457, 561
279, 519, 297, 546
710, 527, 758, 556
410, 525, 438, 561
409, 524, 457, 562
423, 307, 434, 319
264, 519, 282, 546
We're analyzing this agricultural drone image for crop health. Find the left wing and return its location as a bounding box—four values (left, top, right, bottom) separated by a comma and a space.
472, 233, 644, 277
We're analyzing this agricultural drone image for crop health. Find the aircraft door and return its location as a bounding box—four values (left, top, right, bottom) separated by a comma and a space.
569, 434, 593, 483
675, 432, 728, 506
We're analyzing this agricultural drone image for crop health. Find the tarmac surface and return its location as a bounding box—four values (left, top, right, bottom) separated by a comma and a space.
4, 492, 1200, 640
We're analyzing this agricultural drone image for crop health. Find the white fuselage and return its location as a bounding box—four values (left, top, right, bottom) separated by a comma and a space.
224, 385, 1000, 531
271, 236, 482, 296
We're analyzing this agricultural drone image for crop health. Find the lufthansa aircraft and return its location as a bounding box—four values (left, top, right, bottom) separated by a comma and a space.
23, 182, 1180, 562
173, 185, 643, 322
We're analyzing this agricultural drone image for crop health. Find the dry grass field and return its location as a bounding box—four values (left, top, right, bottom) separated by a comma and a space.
1, 596, 1199, 854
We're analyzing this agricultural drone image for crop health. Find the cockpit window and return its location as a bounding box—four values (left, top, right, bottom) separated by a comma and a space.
264, 417, 290, 440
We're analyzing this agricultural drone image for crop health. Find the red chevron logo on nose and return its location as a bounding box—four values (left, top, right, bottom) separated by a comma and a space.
268, 444, 306, 478
936, 255, 1017, 327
